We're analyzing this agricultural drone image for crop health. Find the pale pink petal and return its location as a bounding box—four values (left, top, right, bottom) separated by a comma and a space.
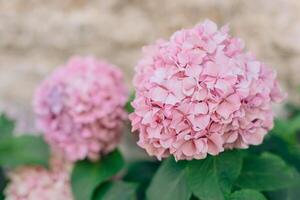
188, 115, 210, 131
207, 133, 224, 155
182, 77, 196, 96
203, 19, 218, 35
150, 87, 168, 102
185, 64, 202, 78
147, 126, 162, 139
193, 102, 209, 115
181, 141, 196, 157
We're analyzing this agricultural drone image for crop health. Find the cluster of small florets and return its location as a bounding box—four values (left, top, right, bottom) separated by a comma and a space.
34, 57, 128, 161
130, 20, 285, 160
5, 156, 73, 200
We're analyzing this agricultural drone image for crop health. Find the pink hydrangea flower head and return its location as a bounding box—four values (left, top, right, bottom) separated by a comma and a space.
130, 19, 285, 161
33, 57, 128, 161
5, 155, 73, 200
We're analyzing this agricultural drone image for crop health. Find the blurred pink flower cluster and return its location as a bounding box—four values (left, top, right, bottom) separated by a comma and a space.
130, 20, 285, 160
33, 57, 128, 161
5, 156, 73, 200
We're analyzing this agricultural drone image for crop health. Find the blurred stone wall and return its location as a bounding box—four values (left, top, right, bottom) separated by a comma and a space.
0, 0, 300, 132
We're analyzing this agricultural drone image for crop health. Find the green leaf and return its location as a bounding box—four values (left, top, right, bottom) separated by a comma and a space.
124, 161, 159, 183
146, 157, 191, 200
264, 175, 300, 200
187, 150, 243, 200
272, 118, 299, 145
287, 185, 300, 200
250, 135, 300, 172
0, 135, 50, 167
123, 161, 159, 199
229, 189, 267, 200
264, 189, 289, 200
94, 181, 137, 200
0, 114, 15, 138
285, 103, 300, 117
272, 119, 291, 136
125, 92, 135, 113
236, 153, 300, 191
287, 145, 300, 171
71, 150, 125, 200
0, 168, 7, 200
288, 115, 300, 135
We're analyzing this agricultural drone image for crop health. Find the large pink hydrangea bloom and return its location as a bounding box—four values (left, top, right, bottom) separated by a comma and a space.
34, 57, 128, 161
130, 20, 285, 160
5, 156, 73, 200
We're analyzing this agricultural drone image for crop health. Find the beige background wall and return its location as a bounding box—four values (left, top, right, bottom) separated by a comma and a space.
0, 0, 300, 132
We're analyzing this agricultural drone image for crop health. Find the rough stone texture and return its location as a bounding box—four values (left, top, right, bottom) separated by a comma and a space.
0, 0, 299, 133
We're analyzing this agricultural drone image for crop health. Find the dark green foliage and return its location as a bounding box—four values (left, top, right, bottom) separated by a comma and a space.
0, 114, 15, 138
146, 157, 191, 200
236, 153, 299, 191
123, 161, 159, 199
229, 189, 267, 200
125, 92, 135, 113
71, 150, 125, 200
93, 181, 137, 200
0, 168, 7, 200
0, 135, 50, 168
187, 150, 243, 200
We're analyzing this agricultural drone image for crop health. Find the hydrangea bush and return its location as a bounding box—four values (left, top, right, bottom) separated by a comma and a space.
130, 20, 285, 160
0, 20, 298, 200
5, 155, 73, 200
33, 57, 128, 161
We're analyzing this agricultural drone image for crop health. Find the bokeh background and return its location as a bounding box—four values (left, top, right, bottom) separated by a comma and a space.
0, 0, 299, 133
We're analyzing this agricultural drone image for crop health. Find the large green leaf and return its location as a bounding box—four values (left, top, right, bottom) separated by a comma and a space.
250, 135, 300, 172
123, 161, 159, 199
0, 135, 50, 167
146, 157, 191, 200
71, 150, 125, 200
229, 189, 267, 200
0, 114, 15, 138
94, 181, 137, 200
236, 153, 300, 191
186, 150, 243, 200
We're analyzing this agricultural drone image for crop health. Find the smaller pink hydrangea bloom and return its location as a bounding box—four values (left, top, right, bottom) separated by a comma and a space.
33, 57, 128, 161
5, 155, 73, 200
130, 19, 285, 161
